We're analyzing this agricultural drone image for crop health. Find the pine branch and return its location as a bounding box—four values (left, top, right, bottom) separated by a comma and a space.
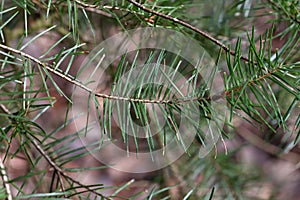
1, 42, 296, 110
1, 101, 108, 198
0, 101, 110, 198
37, 0, 254, 63
126, 0, 253, 63
29, 135, 110, 199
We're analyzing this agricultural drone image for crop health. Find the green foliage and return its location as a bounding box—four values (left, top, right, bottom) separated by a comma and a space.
0, 0, 299, 199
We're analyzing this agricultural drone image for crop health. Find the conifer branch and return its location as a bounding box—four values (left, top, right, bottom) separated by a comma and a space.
0, 102, 110, 199
1, 43, 292, 105
30, 135, 110, 199
126, 0, 252, 63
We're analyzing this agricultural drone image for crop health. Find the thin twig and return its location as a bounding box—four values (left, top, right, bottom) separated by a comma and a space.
0, 103, 11, 115
126, 0, 252, 63
74, 0, 113, 18
0, 157, 12, 200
